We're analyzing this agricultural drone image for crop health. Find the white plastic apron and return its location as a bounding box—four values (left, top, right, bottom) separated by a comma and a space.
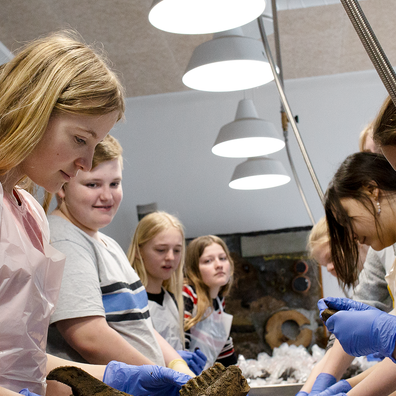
188, 297, 233, 369
0, 187, 65, 395
148, 289, 183, 350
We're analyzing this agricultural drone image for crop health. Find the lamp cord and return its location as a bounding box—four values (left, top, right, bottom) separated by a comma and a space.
258, 11, 323, 225
339, 0, 396, 106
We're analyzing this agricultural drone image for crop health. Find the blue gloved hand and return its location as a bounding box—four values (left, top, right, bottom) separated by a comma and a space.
19, 389, 40, 396
319, 394, 347, 396
295, 391, 309, 396
177, 349, 207, 375
318, 297, 396, 360
103, 360, 192, 396
309, 373, 337, 395
316, 380, 351, 395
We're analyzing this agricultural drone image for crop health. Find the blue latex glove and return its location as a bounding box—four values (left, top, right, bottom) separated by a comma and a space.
103, 360, 192, 396
316, 380, 352, 395
177, 349, 207, 375
295, 392, 309, 396
309, 373, 337, 395
318, 297, 396, 361
19, 390, 40, 396
320, 394, 347, 396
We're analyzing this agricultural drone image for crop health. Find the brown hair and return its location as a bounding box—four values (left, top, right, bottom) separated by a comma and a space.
325, 152, 396, 287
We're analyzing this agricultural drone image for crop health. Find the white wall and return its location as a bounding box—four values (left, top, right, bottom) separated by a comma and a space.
103, 69, 388, 298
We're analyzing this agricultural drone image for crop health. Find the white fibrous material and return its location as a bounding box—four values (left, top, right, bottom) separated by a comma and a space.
237, 343, 378, 387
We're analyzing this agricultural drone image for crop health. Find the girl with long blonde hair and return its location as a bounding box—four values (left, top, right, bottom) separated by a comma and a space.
128, 211, 206, 375
0, 30, 192, 396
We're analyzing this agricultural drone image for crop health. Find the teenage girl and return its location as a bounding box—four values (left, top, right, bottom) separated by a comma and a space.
128, 211, 206, 374
183, 235, 237, 369
312, 152, 396, 396
0, 31, 190, 396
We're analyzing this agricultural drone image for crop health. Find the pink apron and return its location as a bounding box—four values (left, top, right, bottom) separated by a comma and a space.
0, 186, 65, 395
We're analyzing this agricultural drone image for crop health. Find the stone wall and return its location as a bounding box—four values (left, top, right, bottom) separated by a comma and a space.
206, 226, 327, 358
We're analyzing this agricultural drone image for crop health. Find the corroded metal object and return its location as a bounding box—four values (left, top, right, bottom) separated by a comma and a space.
47, 366, 131, 396
321, 308, 338, 322
179, 362, 250, 396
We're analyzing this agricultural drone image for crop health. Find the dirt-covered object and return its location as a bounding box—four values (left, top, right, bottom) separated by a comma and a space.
321, 309, 338, 322
179, 363, 250, 396
47, 366, 131, 396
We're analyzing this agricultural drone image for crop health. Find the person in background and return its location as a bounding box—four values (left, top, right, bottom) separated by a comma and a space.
373, 95, 396, 170
295, 115, 393, 396
308, 216, 369, 281
127, 211, 207, 375
183, 235, 237, 369
358, 122, 380, 153
0, 31, 189, 396
46, 134, 196, 381
311, 151, 396, 396
297, 215, 393, 396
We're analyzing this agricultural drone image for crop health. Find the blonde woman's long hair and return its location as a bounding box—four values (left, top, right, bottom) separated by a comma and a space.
184, 235, 234, 331
0, 30, 125, 204
127, 211, 186, 343
307, 216, 329, 258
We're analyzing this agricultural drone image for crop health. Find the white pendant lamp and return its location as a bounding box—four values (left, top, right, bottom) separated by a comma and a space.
148, 0, 266, 35
229, 156, 291, 190
182, 28, 274, 92
212, 99, 285, 158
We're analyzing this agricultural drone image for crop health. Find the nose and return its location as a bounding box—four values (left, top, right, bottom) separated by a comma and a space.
215, 258, 223, 268
99, 185, 112, 201
165, 249, 174, 260
75, 147, 95, 172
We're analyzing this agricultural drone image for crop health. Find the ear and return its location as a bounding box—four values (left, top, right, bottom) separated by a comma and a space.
362, 182, 380, 200
57, 186, 66, 200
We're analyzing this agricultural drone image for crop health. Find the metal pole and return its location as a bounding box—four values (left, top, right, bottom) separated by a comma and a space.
270, 0, 316, 225
340, 0, 396, 106
258, 16, 325, 204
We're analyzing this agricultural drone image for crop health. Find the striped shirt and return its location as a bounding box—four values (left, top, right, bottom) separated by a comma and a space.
47, 215, 164, 366
183, 284, 237, 366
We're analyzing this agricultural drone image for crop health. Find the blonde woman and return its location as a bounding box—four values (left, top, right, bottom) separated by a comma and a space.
128, 211, 206, 375
0, 29, 185, 396
0, 30, 125, 396
183, 235, 236, 369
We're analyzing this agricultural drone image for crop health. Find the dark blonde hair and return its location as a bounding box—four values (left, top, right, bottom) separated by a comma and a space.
92, 134, 123, 170
0, 31, 124, 179
184, 235, 234, 331
127, 211, 185, 341
372, 96, 396, 147
325, 152, 396, 287
358, 123, 374, 152
307, 217, 329, 258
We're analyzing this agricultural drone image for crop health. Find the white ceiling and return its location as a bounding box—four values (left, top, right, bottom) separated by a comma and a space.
0, 0, 385, 98
276, 0, 367, 9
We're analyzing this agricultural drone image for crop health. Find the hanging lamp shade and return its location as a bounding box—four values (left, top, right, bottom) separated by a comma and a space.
212, 99, 285, 158
182, 28, 274, 92
148, 0, 266, 35
229, 156, 290, 190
